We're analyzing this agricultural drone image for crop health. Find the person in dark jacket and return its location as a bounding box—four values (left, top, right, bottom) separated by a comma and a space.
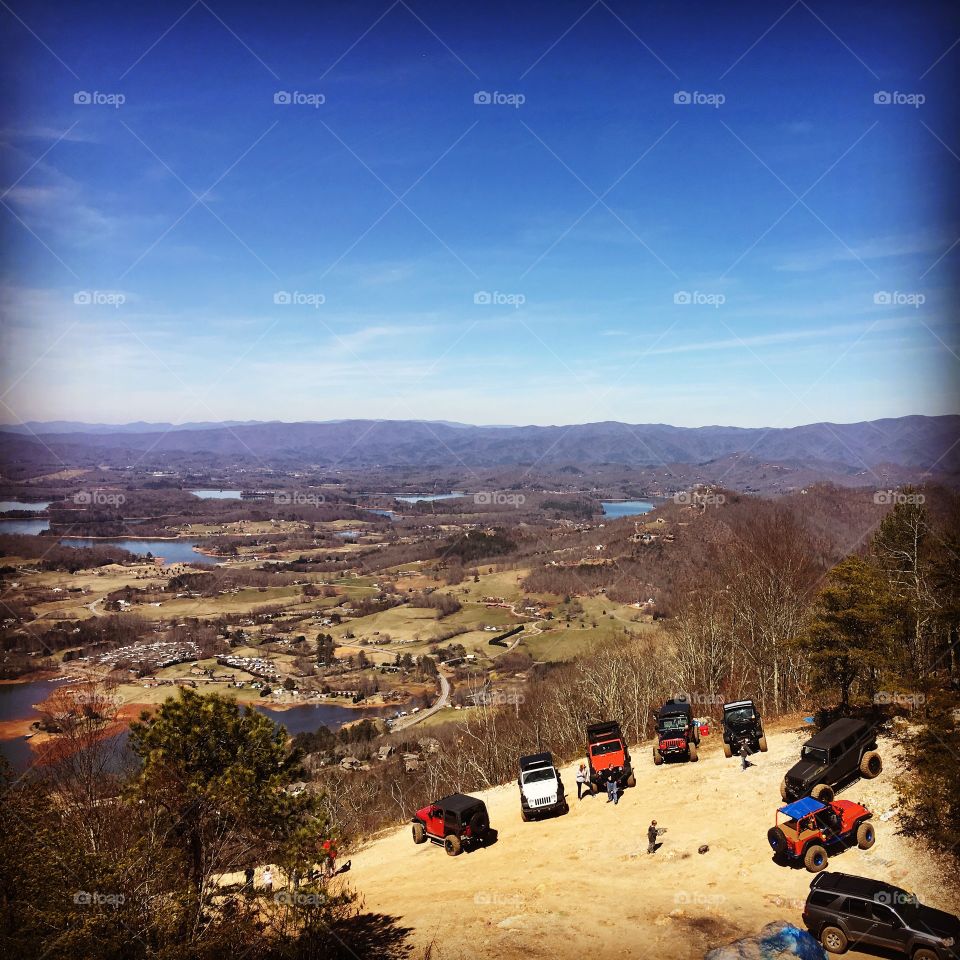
647, 820, 659, 854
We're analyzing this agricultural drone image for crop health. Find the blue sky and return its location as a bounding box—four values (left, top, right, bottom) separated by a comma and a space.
1, 0, 958, 427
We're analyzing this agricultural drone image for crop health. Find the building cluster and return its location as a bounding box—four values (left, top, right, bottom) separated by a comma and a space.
216, 654, 279, 680
98, 641, 200, 671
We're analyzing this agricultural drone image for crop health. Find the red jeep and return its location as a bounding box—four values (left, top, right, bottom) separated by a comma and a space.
411, 793, 492, 856
586, 721, 635, 792
653, 698, 701, 764
767, 795, 876, 872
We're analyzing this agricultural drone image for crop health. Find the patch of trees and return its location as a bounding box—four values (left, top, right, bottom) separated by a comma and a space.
408, 589, 461, 618
439, 528, 516, 564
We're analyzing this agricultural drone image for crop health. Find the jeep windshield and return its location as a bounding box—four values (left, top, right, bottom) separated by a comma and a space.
590, 741, 622, 755
801, 746, 828, 763
658, 716, 687, 733
725, 707, 755, 724
522, 768, 556, 784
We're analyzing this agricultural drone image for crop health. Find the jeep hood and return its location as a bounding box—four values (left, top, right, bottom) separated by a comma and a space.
786, 759, 825, 784
522, 780, 559, 801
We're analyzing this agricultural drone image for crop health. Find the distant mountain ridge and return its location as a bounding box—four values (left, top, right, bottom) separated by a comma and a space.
0, 416, 957, 474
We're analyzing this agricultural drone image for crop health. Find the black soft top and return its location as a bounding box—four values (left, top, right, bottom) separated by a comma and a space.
723, 699, 756, 713
586, 721, 623, 743
658, 698, 692, 718
805, 718, 869, 749
436, 792, 484, 814
519, 752, 553, 771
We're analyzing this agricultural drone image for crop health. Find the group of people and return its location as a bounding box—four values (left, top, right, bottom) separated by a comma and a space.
574, 763, 662, 854
241, 840, 341, 896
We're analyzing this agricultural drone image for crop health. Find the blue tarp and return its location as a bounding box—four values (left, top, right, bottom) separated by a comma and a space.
779, 796, 824, 819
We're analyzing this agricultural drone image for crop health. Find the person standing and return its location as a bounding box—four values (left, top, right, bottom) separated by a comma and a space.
739, 741, 750, 771
576, 763, 589, 800
262, 867, 273, 894
605, 772, 619, 805
647, 820, 659, 854
243, 866, 254, 897
322, 839, 337, 878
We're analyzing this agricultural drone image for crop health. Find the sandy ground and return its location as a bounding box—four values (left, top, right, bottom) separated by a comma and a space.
347, 721, 958, 960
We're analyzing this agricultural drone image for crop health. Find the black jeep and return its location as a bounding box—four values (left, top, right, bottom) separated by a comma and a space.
721, 699, 768, 758
781, 717, 881, 803
803, 871, 959, 958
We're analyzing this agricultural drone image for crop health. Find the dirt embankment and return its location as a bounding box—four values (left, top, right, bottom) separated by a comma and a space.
346, 720, 958, 960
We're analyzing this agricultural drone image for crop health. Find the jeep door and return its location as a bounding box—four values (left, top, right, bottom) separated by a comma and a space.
836, 734, 858, 780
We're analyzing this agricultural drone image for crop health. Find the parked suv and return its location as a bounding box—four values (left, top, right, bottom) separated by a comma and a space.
721, 699, 768, 758
586, 721, 635, 792
803, 871, 960, 958
653, 698, 701, 764
411, 793, 492, 856
517, 751, 567, 820
781, 717, 881, 802
768, 795, 875, 873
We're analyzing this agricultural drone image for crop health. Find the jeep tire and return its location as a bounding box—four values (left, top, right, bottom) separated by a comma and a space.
723, 741, 733, 758
626, 773, 636, 788
856, 821, 876, 849
912, 950, 940, 960
767, 826, 788, 855
819, 925, 849, 954
811, 783, 835, 803
444, 835, 462, 856
520, 808, 530, 822
412, 822, 427, 844
590, 781, 599, 795
758, 735, 768, 752
779, 779, 788, 801
860, 750, 882, 779
688, 741, 699, 762
804, 844, 829, 872
653, 747, 663, 766
469, 810, 489, 838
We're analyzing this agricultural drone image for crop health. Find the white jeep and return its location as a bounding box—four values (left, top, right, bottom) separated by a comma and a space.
518, 751, 568, 821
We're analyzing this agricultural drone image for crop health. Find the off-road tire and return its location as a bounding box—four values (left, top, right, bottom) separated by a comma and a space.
444, 835, 462, 856
856, 821, 876, 849
819, 925, 849, 954
589, 781, 599, 795
804, 844, 829, 872
758, 735, 768, 752
626, 773, 636, 788
723, 741, 733, 758
811, 783, 835, 803
688, 741, 699, 762
913, 950, 940, 960
560, 801, 569, 815
653, 747, 663, 766
412, 822, 426, 844
469, 810, 489, 838
767, 826, 788, 855
779, 779, 788, 801
520, 808, 530, 822
860, 750, 882, 779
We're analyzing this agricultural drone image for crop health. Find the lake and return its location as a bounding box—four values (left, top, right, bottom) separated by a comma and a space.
393, 492, 464, 503
0, 518, 50, 535
191, 489, 242, 499
0, 499, 52, 513
0, 677, 70, 771
59, 538, 222, 566
255, 701, 391, 735
600, 500, 655, 518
